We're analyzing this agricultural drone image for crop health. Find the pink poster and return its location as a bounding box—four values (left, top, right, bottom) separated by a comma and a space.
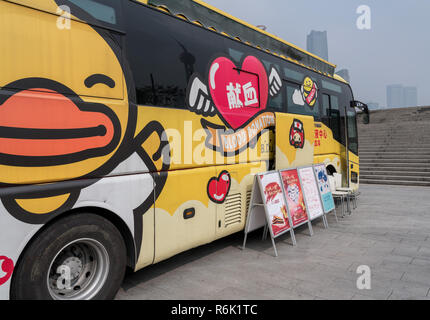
280, 169, 309, 226
298, 167, 324, 220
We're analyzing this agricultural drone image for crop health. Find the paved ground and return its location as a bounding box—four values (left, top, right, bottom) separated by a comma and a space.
116, 184, 430, 300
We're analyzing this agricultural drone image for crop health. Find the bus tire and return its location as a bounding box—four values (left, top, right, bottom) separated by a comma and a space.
10, 212, 127, 300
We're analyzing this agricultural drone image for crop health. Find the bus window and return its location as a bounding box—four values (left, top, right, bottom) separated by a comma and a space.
322, 79, 342, 94
284, 66, 303, 83
228, 48, 244, 64
125, 3, 224, 108
67, 0, 121, 26
322, 94, 330, 127
329, 95, 341, 141
347, 109, 358, 154
262, 59, 284, 112
285, 80, 320, 119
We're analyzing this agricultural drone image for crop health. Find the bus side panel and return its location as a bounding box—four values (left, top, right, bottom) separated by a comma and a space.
313, 122, 343, 174
349, 151, 360, 191
153, 166, 217, 264
275, 113, 315, 169
214, 161, 268, 240
0, 205, 41, 300
151, 160, 268, 265
0, 171, 155, 299
75, 172, 155, 268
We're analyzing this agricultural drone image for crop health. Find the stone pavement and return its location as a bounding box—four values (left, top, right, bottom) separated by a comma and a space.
116, 184, 430, 300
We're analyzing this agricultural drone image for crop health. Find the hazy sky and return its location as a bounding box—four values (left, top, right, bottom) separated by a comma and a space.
204, 0, 430, 107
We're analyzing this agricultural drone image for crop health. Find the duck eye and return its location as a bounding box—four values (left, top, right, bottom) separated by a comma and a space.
84, 74, 115, 89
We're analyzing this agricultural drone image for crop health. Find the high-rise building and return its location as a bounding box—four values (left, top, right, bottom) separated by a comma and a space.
336, 69, 350, 83
403, 87, 418, 107
387, 84, 404, 108
306, 30, 328, 61
386, 85, 418, 108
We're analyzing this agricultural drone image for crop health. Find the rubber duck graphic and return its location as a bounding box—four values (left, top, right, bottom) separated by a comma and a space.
301, 76, 318, 107
0, 0, 170, 239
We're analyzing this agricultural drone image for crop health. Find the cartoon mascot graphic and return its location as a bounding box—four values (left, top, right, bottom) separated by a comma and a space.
0, 0, 170, 255
301, 76, 318, 107
289, 119, 305, 149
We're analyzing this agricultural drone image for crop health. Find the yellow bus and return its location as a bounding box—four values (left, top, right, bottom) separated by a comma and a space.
0, 0, 368, 299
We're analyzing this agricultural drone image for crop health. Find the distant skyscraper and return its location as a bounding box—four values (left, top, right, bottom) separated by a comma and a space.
403, 87, 418, 107
387, 84, 404, 108
306, 30, 328, 61
336, 69, 350, 83
387, 85, 418, 108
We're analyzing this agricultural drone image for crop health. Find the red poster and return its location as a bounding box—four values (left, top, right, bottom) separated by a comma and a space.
259, 173, 290, 237
280, 169, 309, 226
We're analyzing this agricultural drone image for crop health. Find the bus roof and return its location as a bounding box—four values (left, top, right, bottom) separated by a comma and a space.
143, 0, 337, 77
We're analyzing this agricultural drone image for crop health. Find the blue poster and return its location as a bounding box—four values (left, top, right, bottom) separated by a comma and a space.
313, 164, 335, 213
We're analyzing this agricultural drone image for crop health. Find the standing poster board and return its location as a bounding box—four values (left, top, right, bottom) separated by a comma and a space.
243, 172, 296, 257
297, 166, 327, 227
279, 169, 313, 235
313, 164, 336, 213
259, 172, 291, 237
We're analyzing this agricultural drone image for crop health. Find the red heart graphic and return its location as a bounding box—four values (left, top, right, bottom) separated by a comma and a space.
208, 56, 268, 130
207, 171, 231, 204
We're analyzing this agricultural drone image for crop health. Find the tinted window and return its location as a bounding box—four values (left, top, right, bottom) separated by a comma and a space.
124, 3, 226, 107
322, 79, 342, 94
68, 0, 120, 26
261, 59, 284, 111
284, 67, 303, 83
329, 95, 341, 141
347, 109, 358, 154
284, 79, 320, 119
322, 94, 330, 127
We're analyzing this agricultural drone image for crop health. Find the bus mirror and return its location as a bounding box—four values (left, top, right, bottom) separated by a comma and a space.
351, 101, 369, 124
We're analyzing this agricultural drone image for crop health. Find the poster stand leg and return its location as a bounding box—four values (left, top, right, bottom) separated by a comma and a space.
333, 207, 339, 223
242, 233, 248, 251
271, 236, 278, 257
322, 214, 329, 228
290, 229, 297, 246
262, 224, 269, 241
307, 220, 314, 236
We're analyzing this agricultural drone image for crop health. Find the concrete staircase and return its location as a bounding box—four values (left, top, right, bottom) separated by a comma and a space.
358, 106, 430, 186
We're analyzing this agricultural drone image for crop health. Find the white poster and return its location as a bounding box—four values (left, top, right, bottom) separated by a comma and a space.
298, 167, 324, 220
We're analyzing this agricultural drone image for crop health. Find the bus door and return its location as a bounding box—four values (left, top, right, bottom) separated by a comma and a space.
346, 106, 359, 188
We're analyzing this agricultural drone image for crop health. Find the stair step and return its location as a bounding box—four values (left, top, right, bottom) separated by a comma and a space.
360, 165, 430, 174
359, 147, 430, 152
360, 162, 430, 168
360, 179, 430, 187
359, 134, 430, 139
359, 151, 430, 156
360, 175, 430, 182
359, 139, 430, 144
360, 158, 430, 163
359, 170, 430, 177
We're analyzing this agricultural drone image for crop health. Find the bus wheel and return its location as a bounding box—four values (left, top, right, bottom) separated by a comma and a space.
11, 213, 127, 300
